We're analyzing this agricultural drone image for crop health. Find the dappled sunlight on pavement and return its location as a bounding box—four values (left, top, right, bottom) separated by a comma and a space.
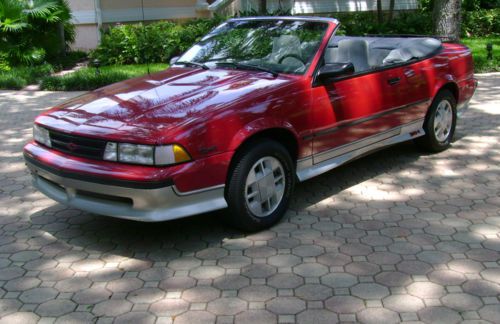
0, 74, 499, 323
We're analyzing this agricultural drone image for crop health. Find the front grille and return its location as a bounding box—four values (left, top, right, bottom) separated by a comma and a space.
49, 129, 107, 160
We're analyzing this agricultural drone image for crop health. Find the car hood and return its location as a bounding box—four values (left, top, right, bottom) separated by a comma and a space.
36, 67, 297, 144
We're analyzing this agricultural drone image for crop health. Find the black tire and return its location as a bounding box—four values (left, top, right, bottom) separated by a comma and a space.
225, 140, 295, 232
415, 89, 457, 152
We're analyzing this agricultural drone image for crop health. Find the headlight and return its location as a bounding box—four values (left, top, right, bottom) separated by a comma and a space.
103, 142, 191, 166
33, 124, 51, 147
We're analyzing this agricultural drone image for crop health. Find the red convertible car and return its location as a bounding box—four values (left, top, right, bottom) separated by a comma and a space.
24, 17, 476, 230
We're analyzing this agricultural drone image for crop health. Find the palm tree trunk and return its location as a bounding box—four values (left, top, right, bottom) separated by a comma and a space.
377, 0, 383, 32
259, 0, 267, 14
388, 0, 395, 22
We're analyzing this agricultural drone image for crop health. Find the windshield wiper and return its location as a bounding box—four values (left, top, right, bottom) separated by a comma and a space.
175, 61, 210, 70
215, 61, 278, 77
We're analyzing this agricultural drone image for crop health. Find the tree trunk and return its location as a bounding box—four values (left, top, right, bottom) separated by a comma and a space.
377, 0, 383, 26
388, 0, 395, 22
259, 0, 267, 14
433, 0, 461, 41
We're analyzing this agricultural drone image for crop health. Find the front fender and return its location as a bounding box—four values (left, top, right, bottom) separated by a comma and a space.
227, 117, 299, 152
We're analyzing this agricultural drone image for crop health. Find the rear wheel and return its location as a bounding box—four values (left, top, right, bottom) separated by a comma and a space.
225, 141, 295, 232
416, 90, 457, 152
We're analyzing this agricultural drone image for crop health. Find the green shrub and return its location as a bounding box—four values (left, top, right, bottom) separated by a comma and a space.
40, 63, 167, 91
462, 9, 500, 37
91, 17, 224, 65
333, 11, 432, 36
0, 64, 53, 89
41, 70, 129, 91
0, 74, 27, 90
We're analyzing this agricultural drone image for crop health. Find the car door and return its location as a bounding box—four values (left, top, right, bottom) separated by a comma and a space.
310, 64, 406, 165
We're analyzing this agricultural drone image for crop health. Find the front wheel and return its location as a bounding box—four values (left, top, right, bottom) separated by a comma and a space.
416, 89, 457, 152
225, 141, 295, 232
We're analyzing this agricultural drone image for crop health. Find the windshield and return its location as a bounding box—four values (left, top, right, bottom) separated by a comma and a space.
177, 19, 328, 75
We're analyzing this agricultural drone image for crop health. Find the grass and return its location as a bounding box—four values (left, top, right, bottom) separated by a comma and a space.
462, 37, 500, 73
0, 64, 54, 90
40, 63, 168, 91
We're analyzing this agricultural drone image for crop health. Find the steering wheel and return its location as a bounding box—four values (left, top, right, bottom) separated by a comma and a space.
278, 54, 306, 65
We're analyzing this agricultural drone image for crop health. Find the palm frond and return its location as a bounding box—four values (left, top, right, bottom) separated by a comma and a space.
23, 1, 59, 20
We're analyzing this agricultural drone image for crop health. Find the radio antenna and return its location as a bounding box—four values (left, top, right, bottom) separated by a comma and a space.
141, 0, 150, 75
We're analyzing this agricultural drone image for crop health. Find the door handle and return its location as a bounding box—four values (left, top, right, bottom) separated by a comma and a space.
387, 77, 401, 85
404, 68, 416, 78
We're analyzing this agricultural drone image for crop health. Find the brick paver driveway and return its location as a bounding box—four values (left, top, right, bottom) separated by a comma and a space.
0, 73, 499, 324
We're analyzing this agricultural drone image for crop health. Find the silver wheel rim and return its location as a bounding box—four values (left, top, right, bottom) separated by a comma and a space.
433, 100, 453, 142
245, 156, 286, 217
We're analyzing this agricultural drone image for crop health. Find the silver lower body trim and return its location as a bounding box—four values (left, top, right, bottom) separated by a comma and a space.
297, 119, 425, 182
27, 161, 228, 222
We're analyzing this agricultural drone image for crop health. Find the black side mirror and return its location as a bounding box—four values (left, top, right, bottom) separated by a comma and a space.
317, 62, 355, 82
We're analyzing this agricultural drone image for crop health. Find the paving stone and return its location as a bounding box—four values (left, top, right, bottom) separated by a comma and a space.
92, 299, 133, 317
214, 275, 250, 290
293, 263, 328, 277
0, 298, 22, 317
462, 279, 500, 297
383, 295, 424, 312
442, 293, 483, 311
407, 282, 445, 299
0, 312, 39, 324
418, 306, 461, 323
481, 268, 500, 284
127, 288, 164, 303
182, 286, 220, 303
189, 265, 225, 280
357, 308, 400, 324
351, 283, 390, 299
54, 312, 96, 323
107, 278, 144, 293
317, 252, 351, 266
239, 285, 276, 302
367, 252, 401, 265
375, 271, 411, 287
115, 311, 155, 324
235, 310, 276, 324
397, 260, 432, 275
3, 276, 41, 291
55, 277, 92, 292
72, 287, 112, 304
478, 304, 500, 323
292, 245, 324, 257
345, 262, 380, 276
448, 259, 485, 274
321, 273, 357, 288
19, 287, 58, 304
159, 276, 196, 291
295, 284, 332, 301
267, 273, 303, 289
268, 254, 301, 267
428, 270, 466, 286
207, 297, 247, 315
296, 309, 338, 324
241, 264, 276, 279
266, 297, 305, 315
417, 251, 452, 264
325, 296, 364, 313
36, 300, 76, 317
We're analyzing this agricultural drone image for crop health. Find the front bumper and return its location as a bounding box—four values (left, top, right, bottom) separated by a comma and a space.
26, 156, 228, 222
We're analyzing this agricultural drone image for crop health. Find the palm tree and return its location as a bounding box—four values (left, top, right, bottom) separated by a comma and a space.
0, 0, 74, 65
